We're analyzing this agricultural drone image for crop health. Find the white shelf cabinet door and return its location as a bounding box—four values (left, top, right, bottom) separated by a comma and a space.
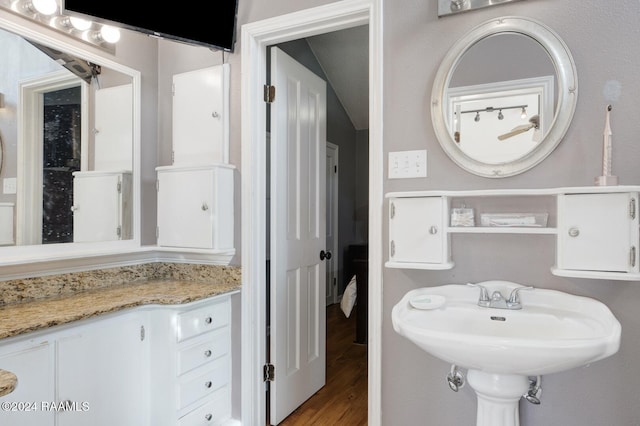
0, 340, 55, 426
72, 171, 132, 242
56, 313, 149, 426
557, 192, 639, 273
156, 165, 234, 250
172, 64, 230, 166
389, 196, 448, 265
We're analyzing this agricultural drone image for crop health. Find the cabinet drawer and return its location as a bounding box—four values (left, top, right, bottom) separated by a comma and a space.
178, 356, 229, 409
178, 386, 231, 426
178, 328, 229, 376
178, 301, 230, 342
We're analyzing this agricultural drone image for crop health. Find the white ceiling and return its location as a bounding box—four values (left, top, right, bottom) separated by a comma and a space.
306, 25, 369, 131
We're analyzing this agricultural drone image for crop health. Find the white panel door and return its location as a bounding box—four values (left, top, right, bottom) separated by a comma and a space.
269, 47, 327, 425
94, 84, 133, 171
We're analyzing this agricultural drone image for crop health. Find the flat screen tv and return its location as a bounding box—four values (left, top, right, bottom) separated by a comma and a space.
62, 0, 238, 52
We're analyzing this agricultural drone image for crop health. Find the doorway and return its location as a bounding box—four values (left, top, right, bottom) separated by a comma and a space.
240, 1, 383, 425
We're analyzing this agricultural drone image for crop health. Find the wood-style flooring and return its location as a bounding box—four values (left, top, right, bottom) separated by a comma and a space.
279, 303, 368, 425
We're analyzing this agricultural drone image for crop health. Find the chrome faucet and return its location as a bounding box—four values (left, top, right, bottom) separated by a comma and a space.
467, 283, 533, 310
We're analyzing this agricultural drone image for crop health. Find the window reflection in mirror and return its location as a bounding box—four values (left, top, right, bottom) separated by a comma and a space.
0, 26, 134, 247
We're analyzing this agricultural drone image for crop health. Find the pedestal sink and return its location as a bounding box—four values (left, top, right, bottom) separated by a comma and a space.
391, 280, 621, 426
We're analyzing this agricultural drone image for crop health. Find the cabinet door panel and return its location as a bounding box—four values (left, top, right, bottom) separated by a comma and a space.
57, 314, 148, 426
389, 197, 445, 264
157, 169, 215, 248
558, 193, 636, 272
0, 341, 54, 426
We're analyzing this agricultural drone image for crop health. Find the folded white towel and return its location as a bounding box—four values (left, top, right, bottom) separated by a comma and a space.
340, 275, 357, 318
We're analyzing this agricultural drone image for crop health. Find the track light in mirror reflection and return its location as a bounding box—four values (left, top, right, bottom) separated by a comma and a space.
520, 107, 527, 119
474, 112, 480, 122
498, 110, 504, 120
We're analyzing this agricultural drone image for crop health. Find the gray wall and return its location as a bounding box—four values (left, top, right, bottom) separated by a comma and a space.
382, 1, 640, 425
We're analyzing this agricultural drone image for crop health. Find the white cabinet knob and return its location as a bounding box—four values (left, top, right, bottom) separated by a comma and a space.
201, 203, 209, 211
568, 227, 580, 237
429, 226, 438, 235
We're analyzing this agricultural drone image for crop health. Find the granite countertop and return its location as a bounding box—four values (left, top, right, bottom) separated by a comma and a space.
0, 278, 241, 398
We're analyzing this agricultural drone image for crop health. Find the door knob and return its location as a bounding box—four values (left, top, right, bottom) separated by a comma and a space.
320, 250, 332, 261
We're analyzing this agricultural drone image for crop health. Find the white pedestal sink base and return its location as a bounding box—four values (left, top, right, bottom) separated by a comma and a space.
466, 370, 530, 426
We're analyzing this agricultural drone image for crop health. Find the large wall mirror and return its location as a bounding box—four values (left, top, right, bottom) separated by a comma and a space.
431, 16, 578, 178
0, 14, 141, 266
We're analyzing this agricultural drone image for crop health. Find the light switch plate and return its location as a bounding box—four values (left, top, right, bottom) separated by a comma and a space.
388, 150, 427, 179
3, 178, 16, 194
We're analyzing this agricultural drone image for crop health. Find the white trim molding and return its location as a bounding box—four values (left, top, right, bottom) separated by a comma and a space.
240, 0, 384, 425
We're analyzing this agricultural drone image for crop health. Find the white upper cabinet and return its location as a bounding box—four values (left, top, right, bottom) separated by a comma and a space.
386, 186, 640, 280
72, 171, 132, 243
93, 84, 133, 171
156, 164, 234, 250
388, 196, 451, 268
172, 65, 230, 166
557, 192, 639, 273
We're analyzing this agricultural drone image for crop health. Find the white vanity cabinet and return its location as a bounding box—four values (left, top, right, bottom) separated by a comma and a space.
557, 192, 639, 274
387, 196, 452, 268
72, 171, 132, 242
156, 164, 234, 251
0, 339, 54, 425
150, 294, 234, 426
386, 186, 640, 280
56, 312, 149, 426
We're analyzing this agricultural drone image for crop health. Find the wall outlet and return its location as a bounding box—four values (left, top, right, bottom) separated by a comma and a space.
388, 150, 427, 179
3, 178, 16, 194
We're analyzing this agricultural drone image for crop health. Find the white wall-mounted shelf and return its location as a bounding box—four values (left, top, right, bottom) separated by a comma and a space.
386, 186, 640, 280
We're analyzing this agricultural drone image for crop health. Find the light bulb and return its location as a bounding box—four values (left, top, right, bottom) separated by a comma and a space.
70, 16, 92, 31
474, 112, 480, 122
520, 107, 527, 119
497, 110, 504, 120
99, 25, 121, 43
32, 0, 57, 15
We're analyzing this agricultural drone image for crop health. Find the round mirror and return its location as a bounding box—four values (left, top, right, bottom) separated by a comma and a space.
431, 16, 578, 178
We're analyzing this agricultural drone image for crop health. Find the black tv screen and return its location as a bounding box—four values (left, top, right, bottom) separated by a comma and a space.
62, 0, 238, 51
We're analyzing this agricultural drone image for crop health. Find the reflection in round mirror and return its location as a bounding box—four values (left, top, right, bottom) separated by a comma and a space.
431, 17, 578, 177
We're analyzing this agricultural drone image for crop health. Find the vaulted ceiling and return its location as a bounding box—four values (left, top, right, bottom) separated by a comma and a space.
306, 25, 369, 131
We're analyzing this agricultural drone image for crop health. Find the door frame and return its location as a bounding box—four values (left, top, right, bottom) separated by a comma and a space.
326, 142, 339, 306
240, 0, 384, 425
17, 70, 89, 245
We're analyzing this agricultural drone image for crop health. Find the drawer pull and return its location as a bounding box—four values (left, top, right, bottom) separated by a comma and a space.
205, 381, 212, 388
205, 317, 213, 324
204, 349, 212, 357
205, 413, 213, 421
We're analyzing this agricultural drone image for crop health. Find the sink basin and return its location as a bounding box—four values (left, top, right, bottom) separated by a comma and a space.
392, 281, 621, 426
392, 280, 621, 376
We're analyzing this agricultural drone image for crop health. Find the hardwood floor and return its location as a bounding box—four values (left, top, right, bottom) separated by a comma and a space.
278, 303, 368, 425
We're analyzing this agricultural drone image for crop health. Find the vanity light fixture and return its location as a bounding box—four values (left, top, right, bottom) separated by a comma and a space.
1, 0, 117, 52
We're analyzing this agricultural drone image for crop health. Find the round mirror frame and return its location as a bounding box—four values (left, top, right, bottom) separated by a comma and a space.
431, 16, 578, 178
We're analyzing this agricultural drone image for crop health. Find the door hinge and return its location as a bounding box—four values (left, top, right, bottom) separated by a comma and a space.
116, 226, 122, 238
117, 181, 122, 193
390, 202, 396, 219
264, 363, 275, 382
156, 179, 160, 192
264, 85, 276, 103
140, 325, 145, 341
334, 165, 338, 173
631, 246, 636, 268
630, 198, 636, 220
